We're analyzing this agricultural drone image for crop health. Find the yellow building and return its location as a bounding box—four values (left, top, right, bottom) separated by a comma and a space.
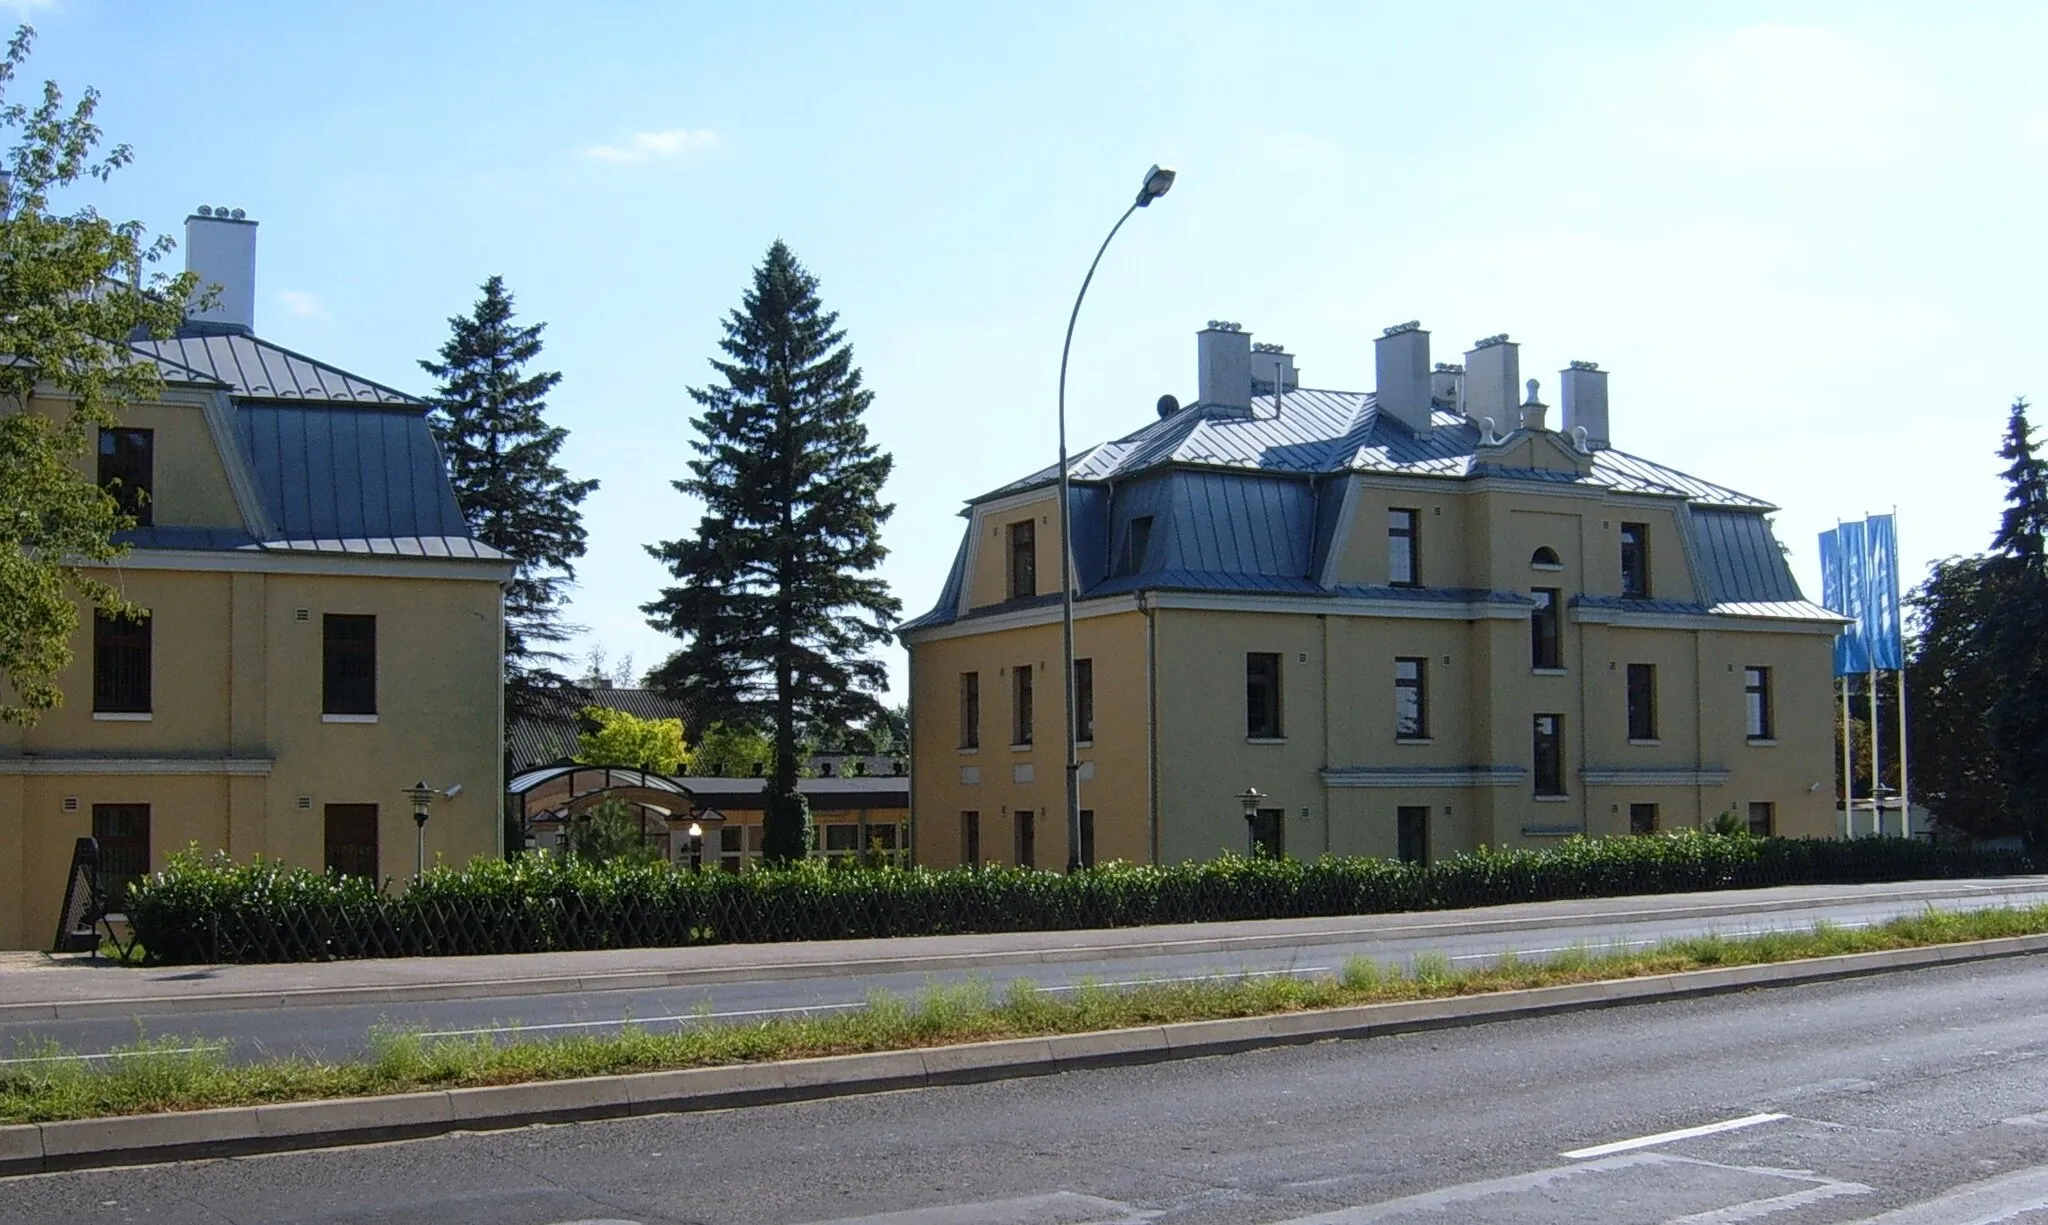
0, 207, 511, 950
902, 322, 1843, 869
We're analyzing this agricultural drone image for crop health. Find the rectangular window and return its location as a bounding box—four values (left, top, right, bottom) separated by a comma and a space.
1246, 652, 1283, 739
1394, 656, 1428, 740
92, 803, 150, 908
93, 611, 152, 714
1620, 522, 1650, 599
959, 672, 980, 749
322, 614, 377, 716
1629, 803, 1659, 835
1745, 667, 1774, 740
1747, 801, 1776, 837
1119, 516, 1154, 576
1007, 519, 1036, 599
1388, 508, 1419, 586
1533, 713, 1565, 796
323, 804, 380, 879
718, 824, 763, 874
1626, 663, 1658, 741
1396, 805, 1429, 865
1079, 809, 1096, 869
1530, 588, 1562, 669
1012, 664, 1033, 746
1015, 809, 1036, 869
1249, 808, 1285, 858
822, 823, 862, 858
97, 427, 154, 527
961, 811, 981, 867
1074, 657, 1094, 743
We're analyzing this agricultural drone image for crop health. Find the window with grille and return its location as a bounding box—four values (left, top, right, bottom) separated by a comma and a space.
323, 614, 377, 715
93, 611, 152, 714
97, 427, 153, 526
323, 804, 379, 879
92, 803, 150, 909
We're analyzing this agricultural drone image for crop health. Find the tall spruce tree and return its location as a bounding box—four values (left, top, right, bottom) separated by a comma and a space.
643, 241, 900, 862
1985, 399, 2048, 846
421, 276, 597, 722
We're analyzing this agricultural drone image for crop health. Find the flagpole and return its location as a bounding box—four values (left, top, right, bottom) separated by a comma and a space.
1894, 506, 1910, 838
1840, 676, 1853, 837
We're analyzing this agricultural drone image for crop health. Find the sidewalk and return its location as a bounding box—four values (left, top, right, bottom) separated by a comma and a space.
4, 877, 2045, 1022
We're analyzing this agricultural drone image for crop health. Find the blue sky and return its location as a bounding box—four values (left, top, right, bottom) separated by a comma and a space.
33, 1, 2048, 699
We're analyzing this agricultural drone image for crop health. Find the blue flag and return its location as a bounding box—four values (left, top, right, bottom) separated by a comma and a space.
1820, 523, 1870, 677
1819, 515, 1903, 676
1862, 514, 1903, 670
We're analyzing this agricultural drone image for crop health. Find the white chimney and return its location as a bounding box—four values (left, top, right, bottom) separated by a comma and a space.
184, 205, 258, 334
1561, 360, 1609, 450
1250, 341, 1297, 397
1430, 362, 1464, 410
1463, 334, 1519, 435
1373, 321, 1432, 434
1197, 321, 1252, 413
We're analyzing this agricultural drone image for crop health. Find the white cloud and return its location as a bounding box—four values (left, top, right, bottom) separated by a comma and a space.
585, 128, 720, 164
277, 290, 327, 319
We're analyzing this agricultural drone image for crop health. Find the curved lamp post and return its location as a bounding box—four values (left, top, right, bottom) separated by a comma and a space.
1059, 163, 1176, 874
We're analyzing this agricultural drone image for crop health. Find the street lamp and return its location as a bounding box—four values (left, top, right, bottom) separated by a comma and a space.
404, 780, 436, 879
686, 821, 704, 873
1059, 162, 1176, 874
1239, 787, 1265, 856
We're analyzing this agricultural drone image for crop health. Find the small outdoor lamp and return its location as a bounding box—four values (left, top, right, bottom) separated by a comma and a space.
1238, 786, 1265, 855
404, 780, 435, 879
686, 821, 705, 873
1135, 164, 1176, 207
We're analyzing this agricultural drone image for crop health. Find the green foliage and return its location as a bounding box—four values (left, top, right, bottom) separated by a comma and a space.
574, 706, 687, 774
0, 26, 197, 725
690, 720, 775, 777
1908, 555, 2015, 838
420, 275, 597, 723
122, 832, 2037, 966
643, 241, 902, 860
761, 784, 811, 865
1709, 809, 1746, 836
563, 796, 664, 866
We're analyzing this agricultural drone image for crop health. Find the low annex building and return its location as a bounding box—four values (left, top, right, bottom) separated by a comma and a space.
900, 321, 1842, 869
0, 206, 511, 950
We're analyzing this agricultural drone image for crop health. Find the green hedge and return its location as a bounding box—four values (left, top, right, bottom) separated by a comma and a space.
123, 833, 2036, 965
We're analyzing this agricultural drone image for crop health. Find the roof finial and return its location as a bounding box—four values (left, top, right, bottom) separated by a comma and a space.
1524, 377, 1541, 404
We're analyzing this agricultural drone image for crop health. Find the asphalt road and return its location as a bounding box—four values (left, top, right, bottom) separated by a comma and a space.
10, 942, 2048, 1222
9, 883, 2048, 1065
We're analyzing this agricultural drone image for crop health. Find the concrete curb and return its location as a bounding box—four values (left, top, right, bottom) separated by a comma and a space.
8, 880, 2047, 1023
4, 930, 2044, 1179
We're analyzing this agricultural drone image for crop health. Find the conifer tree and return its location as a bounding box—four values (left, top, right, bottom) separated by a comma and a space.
1984, 399, 2048, 846
644, 241, 900, 863
421, 276, 597, 721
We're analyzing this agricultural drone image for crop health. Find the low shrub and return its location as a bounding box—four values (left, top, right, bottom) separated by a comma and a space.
122, 832, 2037, 966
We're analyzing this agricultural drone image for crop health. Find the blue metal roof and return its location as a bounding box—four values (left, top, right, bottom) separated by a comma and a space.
132, 330, 420, 405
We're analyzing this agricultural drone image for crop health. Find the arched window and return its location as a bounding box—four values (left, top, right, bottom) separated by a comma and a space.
1531, 546, 1562, 568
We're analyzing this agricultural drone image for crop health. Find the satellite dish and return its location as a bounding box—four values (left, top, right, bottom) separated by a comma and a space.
1156, 394, 1180, 420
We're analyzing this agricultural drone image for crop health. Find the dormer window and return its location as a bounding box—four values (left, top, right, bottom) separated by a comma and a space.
1007, 519, 1036, 599
98, 427, 154, 527
1118, 516, 1154, 577
1620, 523, 1650, 598
1530, 546, 1561, 569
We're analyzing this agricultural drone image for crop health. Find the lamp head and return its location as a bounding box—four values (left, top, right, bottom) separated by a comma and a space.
687, 821, 704, 839
1136, 164, 1176, 207
1238, 786, 1265, 818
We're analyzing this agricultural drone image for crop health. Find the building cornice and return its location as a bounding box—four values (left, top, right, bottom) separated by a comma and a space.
1322, 765, 1528, 788
904, 595, 1142, 645
1573, 606, 1840, 636
0, 755, 275, 776
1580, 765, 1731, 787
83, 548, 514, 582
1150, 590, 1529, 623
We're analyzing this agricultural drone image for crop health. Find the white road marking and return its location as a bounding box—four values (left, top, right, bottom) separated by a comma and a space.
0, 1043, 226, 1066
1561, 1112, 1788, 1159
1843, 1162, 2048, 1222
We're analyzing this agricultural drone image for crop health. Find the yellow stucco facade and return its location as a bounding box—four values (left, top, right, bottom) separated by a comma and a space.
1, 379, 509, 950
905, 357, 1841, 870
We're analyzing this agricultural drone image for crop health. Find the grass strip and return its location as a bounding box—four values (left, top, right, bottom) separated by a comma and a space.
5, 903, 2045, 1126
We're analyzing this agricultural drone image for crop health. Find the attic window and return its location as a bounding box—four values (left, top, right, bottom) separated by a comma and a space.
1118, 516, 1154, 577
1531, 547, 1562, 570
